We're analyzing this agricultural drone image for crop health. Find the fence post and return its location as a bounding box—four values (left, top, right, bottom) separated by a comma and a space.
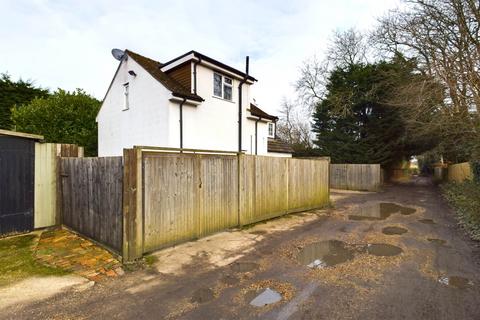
123, 148, 144, 262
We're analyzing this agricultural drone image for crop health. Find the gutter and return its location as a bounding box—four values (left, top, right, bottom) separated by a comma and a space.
238, 56, 249, 153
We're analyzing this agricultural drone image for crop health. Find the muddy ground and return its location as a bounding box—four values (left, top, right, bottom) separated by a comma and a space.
2, 177, 480, 320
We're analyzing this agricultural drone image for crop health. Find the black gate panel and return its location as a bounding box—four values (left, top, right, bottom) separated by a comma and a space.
0, 136, 35, 235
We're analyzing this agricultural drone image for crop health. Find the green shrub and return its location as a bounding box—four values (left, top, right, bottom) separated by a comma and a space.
442, 181, 480, 240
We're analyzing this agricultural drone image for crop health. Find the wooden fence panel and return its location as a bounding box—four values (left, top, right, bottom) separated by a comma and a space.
60, 157, 123, 252
34, 143, 58, 228
240, 156, 329, 225
330, 164, 381, 191
288, 158, 329, 212
447, 162, 472, 183
143, 153, 240, 252
198, 155, 238, 237
143, 154, 197, 252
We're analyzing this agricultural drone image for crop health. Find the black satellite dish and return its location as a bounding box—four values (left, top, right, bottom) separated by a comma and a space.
111, 48, 125, 61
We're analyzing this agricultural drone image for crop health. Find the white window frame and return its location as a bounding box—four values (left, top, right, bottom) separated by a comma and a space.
123, 82, 129, 111
268, 122, 275, 138
213, 73, 233, 101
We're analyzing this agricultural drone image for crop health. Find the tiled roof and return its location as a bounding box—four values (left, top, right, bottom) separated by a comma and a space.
268, 138, 294, 154
249, 103, 278, 121
125, 50, 203, 102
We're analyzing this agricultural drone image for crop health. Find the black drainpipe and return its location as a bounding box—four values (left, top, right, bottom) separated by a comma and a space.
193, 57, 202, 95
179, 97, 187, 150
254, 117, 261, 155
238, 56, 249, 152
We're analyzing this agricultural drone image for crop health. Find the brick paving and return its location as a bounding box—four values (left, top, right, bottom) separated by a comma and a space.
35, 228, 124, 282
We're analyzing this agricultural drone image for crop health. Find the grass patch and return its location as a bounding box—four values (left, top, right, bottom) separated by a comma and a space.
144, 254, 158, 266
441, 181, 480, 240
0, 234, 68, 287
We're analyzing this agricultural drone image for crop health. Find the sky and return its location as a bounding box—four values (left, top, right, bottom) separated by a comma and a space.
1, 0, 400, 114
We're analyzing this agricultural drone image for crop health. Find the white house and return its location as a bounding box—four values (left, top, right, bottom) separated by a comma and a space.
97, 49, 293, 157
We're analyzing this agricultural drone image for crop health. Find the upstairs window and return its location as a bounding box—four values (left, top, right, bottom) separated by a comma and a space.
268, 122, 274, 137
123, 82, 129, 111
213, 73, 233, 101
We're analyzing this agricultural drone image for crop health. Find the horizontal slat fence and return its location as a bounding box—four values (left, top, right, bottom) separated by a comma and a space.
330, 164, 381, 191
60, 157, 123, 252
447, 162, 472, 183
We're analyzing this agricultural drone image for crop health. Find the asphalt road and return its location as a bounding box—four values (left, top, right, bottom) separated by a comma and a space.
3, 177, 480, 320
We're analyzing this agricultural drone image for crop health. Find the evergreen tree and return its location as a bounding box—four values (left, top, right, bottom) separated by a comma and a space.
0, 73, 49, 129
312, 58, 439, 167
11, 89, 101, 156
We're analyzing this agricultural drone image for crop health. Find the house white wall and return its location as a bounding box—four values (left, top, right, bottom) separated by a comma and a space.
174, 63, 254, 152
97, 53, 291, 157
97, 56, 171, 156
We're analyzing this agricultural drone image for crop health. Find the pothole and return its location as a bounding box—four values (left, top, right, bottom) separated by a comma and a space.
366, 243, 403, 256
230, 262, 259, 273
191, 287, 215, 303
419, 219, 435, 224
348, 202, 416, 221
297, 240, 355, 268
438, 276, 473, 289
382, 226, 408, 235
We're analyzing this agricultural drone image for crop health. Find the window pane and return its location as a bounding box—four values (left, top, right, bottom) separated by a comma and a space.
223, 85, 232, 100
224, 77, 232, 85
268, 123, 274, 136
213, 74, 222, 96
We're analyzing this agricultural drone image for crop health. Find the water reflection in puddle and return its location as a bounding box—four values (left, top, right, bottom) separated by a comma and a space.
298, 240, 403, 268
348, 203, 416, 221
438, 276, 473, 289
366, 243, 403, 256
382, 226, 408, 235
297, 240, 355, 268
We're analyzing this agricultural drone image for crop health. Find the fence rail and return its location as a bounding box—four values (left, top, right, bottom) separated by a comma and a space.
330, 164, 381, 191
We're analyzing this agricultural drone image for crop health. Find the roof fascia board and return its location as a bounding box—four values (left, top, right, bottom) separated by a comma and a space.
161, 53, 196, 72
201, 60, 255, 84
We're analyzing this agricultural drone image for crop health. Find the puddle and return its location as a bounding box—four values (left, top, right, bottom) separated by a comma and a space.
250, 288, 282, 307
349, 202, 416, 221
419, 219, 435, 224
438, 276, 473, 289
427, 238, 447, 246
382, 226, 408, 235
366, 244, 403, 256
230, 262, 259, 273
297, 240, 355, 268
191, 287, 215, 303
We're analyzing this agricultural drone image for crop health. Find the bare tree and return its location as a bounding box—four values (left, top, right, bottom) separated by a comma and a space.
327, 28, 369, 67
276, 98, 313, 149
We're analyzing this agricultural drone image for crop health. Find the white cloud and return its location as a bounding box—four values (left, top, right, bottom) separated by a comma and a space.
0, 0, 400, 114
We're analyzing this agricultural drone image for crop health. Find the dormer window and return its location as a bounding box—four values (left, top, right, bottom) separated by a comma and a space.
268, 122, 274, 137
213, 73, 233, 101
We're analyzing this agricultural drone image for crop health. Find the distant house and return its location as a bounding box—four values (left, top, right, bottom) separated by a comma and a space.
96, 49, 293, 157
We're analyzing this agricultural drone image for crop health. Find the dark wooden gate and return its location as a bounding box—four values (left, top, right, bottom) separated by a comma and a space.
0, 135, 35, 235
60, 157, 123, 252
